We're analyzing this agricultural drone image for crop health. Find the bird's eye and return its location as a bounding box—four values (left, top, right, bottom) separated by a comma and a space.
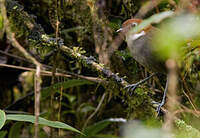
131, 22, 137, 27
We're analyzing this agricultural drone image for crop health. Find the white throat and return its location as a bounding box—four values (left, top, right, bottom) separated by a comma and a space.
128, 31, 146, 41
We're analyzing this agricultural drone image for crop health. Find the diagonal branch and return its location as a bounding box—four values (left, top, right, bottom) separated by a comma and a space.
0, 1, 41, 137
5, 0, 129, 88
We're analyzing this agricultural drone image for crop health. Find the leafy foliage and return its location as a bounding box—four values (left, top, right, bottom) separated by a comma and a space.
6, 114, 82, 134
1, 0, 200, 137
0, 110, 6, 130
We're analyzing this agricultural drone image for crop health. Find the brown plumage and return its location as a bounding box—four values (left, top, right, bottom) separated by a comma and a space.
118, 18, 168, 114
123, 20, 166, 73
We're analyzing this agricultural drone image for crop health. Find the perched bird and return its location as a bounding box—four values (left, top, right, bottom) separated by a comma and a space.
117, 18, 168, 114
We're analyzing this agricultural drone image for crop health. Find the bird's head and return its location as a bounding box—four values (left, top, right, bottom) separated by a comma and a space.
117, 18, 152, 41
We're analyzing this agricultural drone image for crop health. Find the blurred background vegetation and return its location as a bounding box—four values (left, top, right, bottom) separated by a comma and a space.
1, 0, 200, 137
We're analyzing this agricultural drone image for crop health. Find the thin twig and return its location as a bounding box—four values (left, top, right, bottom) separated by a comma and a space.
0, 1, 41, 137
0, 63, 105, 83
0, 50, 33, 63
134, 0, 162, 18
83, 92, 106, 129
0, 50, 106, 83
180, 104, 200, 117
34, 66, 40, 138
182, 90, 197, 112
181, 75, 198, 112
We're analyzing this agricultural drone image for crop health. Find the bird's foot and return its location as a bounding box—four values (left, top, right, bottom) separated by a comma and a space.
124, 73, 158, 96
156, 102, 164, 116
124, 83, 139, 95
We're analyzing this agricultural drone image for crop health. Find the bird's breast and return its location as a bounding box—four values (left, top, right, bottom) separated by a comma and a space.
126, 33, 166, 73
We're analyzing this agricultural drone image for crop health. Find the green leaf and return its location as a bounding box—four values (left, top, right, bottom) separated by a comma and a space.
153, 14, 200, 60
62, 93, 76, 103
80, 105, 95, 114
80, 118, 126, 138
78, 103, 95, 114
42, 79, 94, 99
6, 114, 82, 134
8, 122, 24, 138
0, 110, 6, 130
82, 121, 110, 138
130, 11, 174, 34
0, 131, 7, 138
0, 15, 3, 30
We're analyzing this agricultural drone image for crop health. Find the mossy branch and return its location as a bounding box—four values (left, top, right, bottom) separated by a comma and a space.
5, 0, 129, 88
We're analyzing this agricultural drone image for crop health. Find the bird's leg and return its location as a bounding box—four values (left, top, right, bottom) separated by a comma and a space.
156, 76, 169, 115
125, 73, 158, 95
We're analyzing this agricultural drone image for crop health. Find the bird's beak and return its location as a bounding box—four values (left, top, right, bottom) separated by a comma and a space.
116, 28, 123, 32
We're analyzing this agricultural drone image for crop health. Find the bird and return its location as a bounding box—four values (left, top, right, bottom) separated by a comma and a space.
117, 18, 168, 114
